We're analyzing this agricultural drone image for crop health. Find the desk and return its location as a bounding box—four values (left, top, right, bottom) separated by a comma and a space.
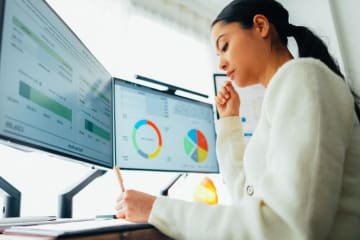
0, 227, 172, 239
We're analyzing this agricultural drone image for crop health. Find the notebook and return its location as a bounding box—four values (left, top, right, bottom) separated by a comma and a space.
3, 219, 151, 237
0, 216, 57, 232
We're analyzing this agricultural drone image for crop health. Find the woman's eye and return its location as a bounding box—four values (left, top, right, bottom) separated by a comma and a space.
221, 43, 228, 52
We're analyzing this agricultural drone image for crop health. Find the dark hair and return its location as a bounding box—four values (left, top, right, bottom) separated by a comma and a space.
212, 0, 360, 120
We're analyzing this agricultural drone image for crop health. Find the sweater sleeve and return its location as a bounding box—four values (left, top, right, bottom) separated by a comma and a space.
148, 61, 355, 240
215, 116, 246, 202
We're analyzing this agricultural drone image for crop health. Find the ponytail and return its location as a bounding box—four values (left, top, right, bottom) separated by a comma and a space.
288, 25, 344, 79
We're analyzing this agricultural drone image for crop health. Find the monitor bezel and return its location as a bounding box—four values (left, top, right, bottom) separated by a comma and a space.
213, 73, 227, 119
0, 0, 114, 169
113, 77, 219, 173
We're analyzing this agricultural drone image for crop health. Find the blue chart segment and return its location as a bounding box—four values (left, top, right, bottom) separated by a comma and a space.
132, 119, 162, 159
184, 129, 208, 163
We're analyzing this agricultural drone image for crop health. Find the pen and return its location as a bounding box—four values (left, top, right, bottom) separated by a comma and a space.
114, 166, 125, 192
95, 214, 116, 219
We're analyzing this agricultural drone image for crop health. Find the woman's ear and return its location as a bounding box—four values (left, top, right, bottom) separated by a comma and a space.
253, 14, 270, 38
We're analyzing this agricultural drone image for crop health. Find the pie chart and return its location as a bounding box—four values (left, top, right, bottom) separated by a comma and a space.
183, 129, 208, 163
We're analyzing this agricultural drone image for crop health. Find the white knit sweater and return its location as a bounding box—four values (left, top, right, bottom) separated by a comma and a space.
148, 58, 360, 240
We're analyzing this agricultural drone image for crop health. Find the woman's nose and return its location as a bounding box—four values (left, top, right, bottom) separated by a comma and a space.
218, 56, 227, 71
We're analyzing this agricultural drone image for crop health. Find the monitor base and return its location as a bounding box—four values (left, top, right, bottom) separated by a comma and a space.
0, 177, 21, 217
57, 169, 106, 218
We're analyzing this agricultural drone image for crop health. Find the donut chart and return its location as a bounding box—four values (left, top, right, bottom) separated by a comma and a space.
183, 129, 208, 163
132, 119, 162, 159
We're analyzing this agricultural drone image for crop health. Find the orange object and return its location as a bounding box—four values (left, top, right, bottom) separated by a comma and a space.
193, 177, 218, 205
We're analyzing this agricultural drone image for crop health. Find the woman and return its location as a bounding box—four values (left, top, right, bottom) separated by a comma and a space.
115, 0, 360, 239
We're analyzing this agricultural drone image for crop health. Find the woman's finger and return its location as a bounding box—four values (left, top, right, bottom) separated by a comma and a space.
115, 209, 126, 219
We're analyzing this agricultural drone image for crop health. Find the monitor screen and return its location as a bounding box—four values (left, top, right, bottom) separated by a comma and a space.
0, 0, 113, 168
213, 73, 265, 143
114, 78, 218, 173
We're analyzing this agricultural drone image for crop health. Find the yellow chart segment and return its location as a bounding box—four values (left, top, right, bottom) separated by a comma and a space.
198, 147, 208, 163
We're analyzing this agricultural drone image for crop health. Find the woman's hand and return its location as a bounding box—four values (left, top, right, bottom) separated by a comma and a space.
115, 189, 156, 223
215, 81, 240, 118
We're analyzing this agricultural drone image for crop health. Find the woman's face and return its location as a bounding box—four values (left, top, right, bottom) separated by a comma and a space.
211, 21, 266, 87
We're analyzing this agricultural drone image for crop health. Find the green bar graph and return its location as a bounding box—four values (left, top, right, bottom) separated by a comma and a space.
12, 16, 72, 73
85, 119, 110, 141
19, 81, 72, 121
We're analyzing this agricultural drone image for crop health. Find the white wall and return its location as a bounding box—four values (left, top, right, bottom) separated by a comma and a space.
46, 0, 133, 79
328, 0, 360, 104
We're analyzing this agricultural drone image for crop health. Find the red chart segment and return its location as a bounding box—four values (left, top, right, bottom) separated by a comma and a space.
197, 130, 208, 151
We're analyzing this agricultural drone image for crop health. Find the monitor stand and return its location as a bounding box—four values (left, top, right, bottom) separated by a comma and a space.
0, 177, 21, 217
58, 169, 106, 218
160, 173, 187, 196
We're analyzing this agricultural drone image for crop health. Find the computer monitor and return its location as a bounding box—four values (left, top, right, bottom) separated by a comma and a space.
213, 73, 265, 143
0, 0, 113, 168
114, 78, 219, 173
